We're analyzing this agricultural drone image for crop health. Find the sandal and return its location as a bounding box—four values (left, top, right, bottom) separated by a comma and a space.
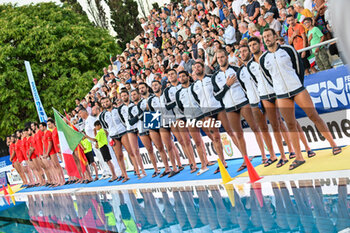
168, 170, 180, 178
276, 159, 289, 168
197, 167, 209, 176
152, 171, 160, 178
138, 174, 146, 179
307, 150, 316, 158
289, 152, 296, 159
108, 177, 118, 182
190, 167, 199, 173
122, 177, 130, 183
289, 160, 305, 170
117, 176, 124, 182
207, 161, 216, 166
264, 158, 278, 167
160, 170, 170, 178
236, 164, 247, 172
262, 158, 269, 164
178, 166, 184, 171
332, 146, 342, 156
214, 165, 228, 174
94, 177, 99, 181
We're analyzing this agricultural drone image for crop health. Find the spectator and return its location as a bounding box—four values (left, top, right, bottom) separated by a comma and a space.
248, 23, 265, 51
181, 52, 195, 74
222, 19, 236, 45
144, 68, 154, 87
239, 22, 251, 40
225, 43, 239, 66
264, 0, 279, 19
189, 16, 201, 34
215, 0, 225, 21
287, 5, 299, 19
258, 16, 269, 35
222, 7, 237, 29
75, 98, 80, 106
265, 12, 282, 36
280, 9, 290, 45
246, 0, 261, 22
294, 1, 312, 23
303, 17, 332, 70
287, 15, 316, 74
276, 0, 286, 13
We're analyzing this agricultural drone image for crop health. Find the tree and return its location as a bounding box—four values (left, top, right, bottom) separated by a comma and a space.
86, 0, 109, 29
107, 0, 143, 49
0, 3, 122, 138
60, 0, 86, 16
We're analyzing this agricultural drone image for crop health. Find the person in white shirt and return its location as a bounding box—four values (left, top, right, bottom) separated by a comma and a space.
222, 19, 236, 45
145, 68, 155, 87
189, 16, 201, 34
265, 12, 281, 35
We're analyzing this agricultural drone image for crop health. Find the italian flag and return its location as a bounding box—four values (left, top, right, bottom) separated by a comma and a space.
54, 109, 84, 178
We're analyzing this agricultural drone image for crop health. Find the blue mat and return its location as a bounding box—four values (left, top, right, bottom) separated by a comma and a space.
17, 157, 262, 193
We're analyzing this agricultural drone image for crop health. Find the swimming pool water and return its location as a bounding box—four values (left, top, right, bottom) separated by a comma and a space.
0, 179, 349, 233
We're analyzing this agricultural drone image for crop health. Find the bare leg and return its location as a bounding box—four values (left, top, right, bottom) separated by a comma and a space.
15, 162, 28, 185
160, 128, 178, 172
127, 133, 143, 175
279, 117, 295, 154
91, 162, 99, 179
188, 126, 207, 170
203, 116, 225, 166
217, 111, 240, 153
113, 139, 128, 178
139, 134, 158, 173
241, 105, 266, 159
72, 151, 83, 180
276, 98, 303, 161
227, 111, 248, 157
173, 123, 198, 169
28, 160, 38, 184
263, 100, 289, 161
23, 162, 35, 185
149, 130, 171, 172
296, 121, 311, 151
106, 160, 117, 179
32, 158, 45, 185
51, 154, 65, 185
121, 134, 140, 175
251, 107, 277, 161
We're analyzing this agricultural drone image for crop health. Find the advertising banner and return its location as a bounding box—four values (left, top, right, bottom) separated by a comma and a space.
24, 61, 48, 123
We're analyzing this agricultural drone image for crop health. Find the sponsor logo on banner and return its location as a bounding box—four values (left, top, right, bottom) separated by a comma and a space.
297, 66, 350, 118
144, 111, 161, 129
221, 134, 233, 157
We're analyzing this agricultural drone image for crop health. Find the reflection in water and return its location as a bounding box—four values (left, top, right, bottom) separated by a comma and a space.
1, 179, 350, 233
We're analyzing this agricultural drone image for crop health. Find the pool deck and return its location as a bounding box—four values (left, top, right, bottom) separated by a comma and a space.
7, 145, 350, 196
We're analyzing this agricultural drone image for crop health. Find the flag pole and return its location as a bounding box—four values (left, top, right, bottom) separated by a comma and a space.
52, 108, 67, 120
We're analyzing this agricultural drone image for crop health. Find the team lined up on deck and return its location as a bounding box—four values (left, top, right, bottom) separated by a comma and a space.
6, 0, 343, 186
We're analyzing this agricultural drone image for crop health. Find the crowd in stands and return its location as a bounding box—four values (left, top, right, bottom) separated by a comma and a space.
6, 0, 343, 187
86, 0, 337, 107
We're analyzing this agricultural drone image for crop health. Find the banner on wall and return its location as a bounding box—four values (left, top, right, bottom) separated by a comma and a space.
0, 172, 8, 187
24, 61, 48, 123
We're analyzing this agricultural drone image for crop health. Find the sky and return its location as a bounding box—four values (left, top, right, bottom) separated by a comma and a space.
0, 0, 170, 36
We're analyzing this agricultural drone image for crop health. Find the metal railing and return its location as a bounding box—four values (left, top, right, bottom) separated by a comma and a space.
297, 38, 338, 53
297, 37, 344, 67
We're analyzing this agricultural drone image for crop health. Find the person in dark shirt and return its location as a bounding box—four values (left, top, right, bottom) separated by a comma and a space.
246, 0, 261, 22
264, 0, 279, 19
